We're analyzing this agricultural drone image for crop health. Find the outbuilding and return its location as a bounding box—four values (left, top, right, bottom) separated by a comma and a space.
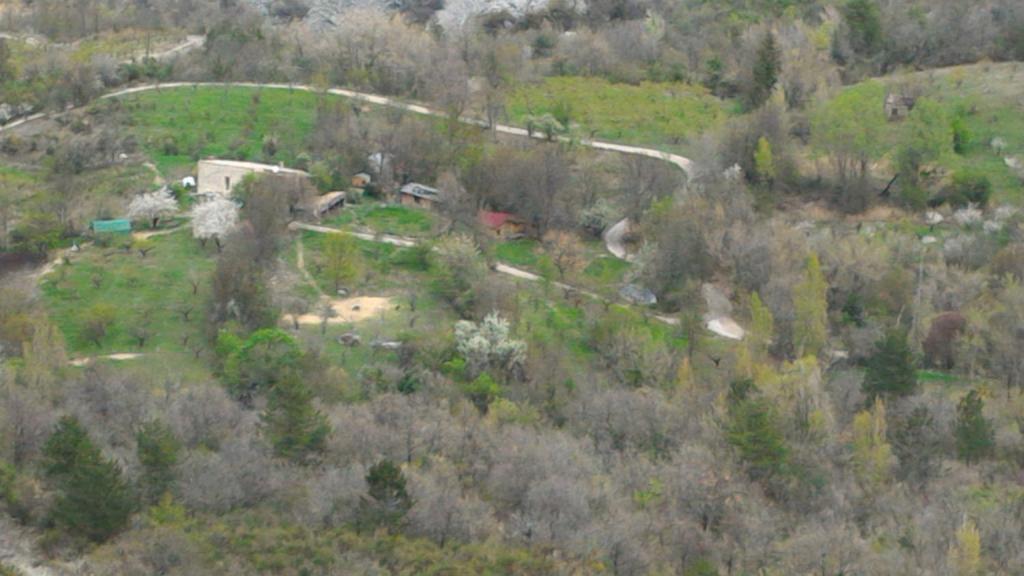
90, 219, 132, 234
399, 183, 441, 209
478, 210, 525, 238
351, 173, 372, 188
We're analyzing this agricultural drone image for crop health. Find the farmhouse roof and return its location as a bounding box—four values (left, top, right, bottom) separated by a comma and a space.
399, 183, 440, 200
198, 158, 309, 177
478, 210, 518, 229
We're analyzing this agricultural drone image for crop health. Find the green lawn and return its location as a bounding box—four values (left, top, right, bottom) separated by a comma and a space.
41, 229, 216, 356
297, 230, 432, 294
0, 163, 41, 186
507, 76, 730, 153
917, 369, 961, 383
494, 239, 541, 267
116, 86, 325, 174
583, 255, 632, 285
323, 204, 436, 237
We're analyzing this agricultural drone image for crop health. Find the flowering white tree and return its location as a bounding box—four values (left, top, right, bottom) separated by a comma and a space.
455, 312, 526, 378
953, 203, 983, 227
190, 196, 239, 251
127, 187, 179, 228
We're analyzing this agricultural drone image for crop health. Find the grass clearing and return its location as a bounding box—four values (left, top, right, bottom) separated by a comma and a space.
494, 239, 541, 267
508, 76, 730, 153
41, 229, 215, 357
583, 255, 631, 285
876, 62, 1024, 204
323, 204, 436, 237
117, 86, 325, 174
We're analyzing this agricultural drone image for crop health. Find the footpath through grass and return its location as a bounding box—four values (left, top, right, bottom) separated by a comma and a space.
507, 76, 730, 153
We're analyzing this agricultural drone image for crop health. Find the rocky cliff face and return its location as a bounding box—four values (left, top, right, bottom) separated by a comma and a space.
245, 0, 582, 31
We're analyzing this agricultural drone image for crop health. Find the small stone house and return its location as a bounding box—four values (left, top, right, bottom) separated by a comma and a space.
196, 159, 310, 198
398, 183, 441, 209
351, 173, 372, 188
884, 93, 917, 121
478, 210, 526, 238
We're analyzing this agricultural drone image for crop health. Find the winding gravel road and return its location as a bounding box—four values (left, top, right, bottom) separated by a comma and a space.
4, 79, 738, 336
0, 49, 737, 575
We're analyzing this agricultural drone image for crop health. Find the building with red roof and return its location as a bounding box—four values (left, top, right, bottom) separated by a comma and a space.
478, 210, 526, 238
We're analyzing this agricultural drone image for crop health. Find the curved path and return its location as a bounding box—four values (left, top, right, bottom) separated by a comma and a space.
602, 217, 634, 261
290, 222, 681, 326
5, 79, 738, 337
98, 81, 688, 174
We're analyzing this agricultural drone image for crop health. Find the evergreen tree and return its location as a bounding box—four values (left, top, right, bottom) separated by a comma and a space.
136, 421, 181, 503
792, 253, 829, 357
725, 381, 789, 482
750, 31, 781, 109
889, 405, 942, 487
842, 0, 883, 55
955, 390, 994, 465
42, 416, 134, 543
358, 459, 412, 531
262, 377, 330, 461
862, 329, 917, 401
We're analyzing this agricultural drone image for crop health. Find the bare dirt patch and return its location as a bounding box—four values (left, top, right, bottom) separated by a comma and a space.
292, 296, 393, 325
69, 352, 144, 367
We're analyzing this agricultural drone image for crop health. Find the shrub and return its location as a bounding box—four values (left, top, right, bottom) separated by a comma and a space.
947, 171, 992, 207
951, 114, 971, 154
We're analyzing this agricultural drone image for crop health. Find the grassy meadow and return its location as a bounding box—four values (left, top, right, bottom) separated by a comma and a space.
40, 228, 215, 357
116, 86, 324, 174
507, 76, 730, 153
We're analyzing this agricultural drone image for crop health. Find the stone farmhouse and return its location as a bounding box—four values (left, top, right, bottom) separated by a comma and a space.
196, 159, 310, 198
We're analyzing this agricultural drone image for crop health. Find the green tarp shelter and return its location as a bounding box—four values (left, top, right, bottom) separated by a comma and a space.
91, 219, 132, 233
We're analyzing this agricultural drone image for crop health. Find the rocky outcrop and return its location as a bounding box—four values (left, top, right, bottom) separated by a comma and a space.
244, 0, 583, 31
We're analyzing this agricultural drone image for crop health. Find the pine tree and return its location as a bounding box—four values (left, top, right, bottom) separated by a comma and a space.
955, 390, 994, 465
726, 380, 789, 482
750, 31, 781, 108
862, 329, 917, 401
42, 416, 134, 543
793, 253, 829, 357
136, 421, 181, 503
842, 0, 883, 55
358, 459, 412, 531
262, 377, 330, 461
